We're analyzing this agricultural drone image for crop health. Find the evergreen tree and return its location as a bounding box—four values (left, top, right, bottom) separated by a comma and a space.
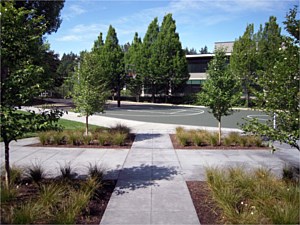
198, 48, 241, 145
102, 25, 124, 107
151, 13, 189, 102
141, 17, 160, 102
199, 45, 208, 54
124, 32, 143, 101
230, 24, 257, 107
92, 32, 104, 53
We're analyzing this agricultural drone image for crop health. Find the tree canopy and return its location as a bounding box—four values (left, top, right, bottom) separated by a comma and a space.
198, 48, 241, 145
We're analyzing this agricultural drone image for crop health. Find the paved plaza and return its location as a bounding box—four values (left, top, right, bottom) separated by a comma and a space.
1, 107, 299, 224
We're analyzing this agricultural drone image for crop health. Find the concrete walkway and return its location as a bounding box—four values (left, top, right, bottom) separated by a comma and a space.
1, 107, 299, 225
100, 133, 200, 225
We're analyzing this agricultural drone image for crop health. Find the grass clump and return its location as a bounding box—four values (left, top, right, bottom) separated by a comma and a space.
111, 132, 127, 146
26, 162, 46, 184
206, 167, 300, 224
87, 163, 105, 182
110, 124, 131, 136
59, 162, 75, 180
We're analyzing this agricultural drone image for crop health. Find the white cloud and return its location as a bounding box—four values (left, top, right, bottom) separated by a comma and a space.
64, 4, 87, 20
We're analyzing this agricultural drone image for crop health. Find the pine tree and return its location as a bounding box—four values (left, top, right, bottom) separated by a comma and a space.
230, 24, 257, 107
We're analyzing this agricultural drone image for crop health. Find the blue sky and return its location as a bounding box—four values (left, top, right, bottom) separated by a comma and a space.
46, 0, 298, 57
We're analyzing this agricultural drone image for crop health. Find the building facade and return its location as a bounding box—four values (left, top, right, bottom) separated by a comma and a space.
185, 41, 233, 94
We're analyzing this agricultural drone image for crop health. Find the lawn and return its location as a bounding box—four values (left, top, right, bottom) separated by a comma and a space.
0, 111, 104, 142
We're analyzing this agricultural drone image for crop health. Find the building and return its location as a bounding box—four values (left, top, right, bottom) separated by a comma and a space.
185, 41, 234, 94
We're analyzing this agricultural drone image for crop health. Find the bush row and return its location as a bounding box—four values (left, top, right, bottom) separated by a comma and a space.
175, 127, 264, 147
38, 124, 131, 146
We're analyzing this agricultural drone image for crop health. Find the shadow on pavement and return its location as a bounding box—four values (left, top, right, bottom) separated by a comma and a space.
105, 164, 179, 195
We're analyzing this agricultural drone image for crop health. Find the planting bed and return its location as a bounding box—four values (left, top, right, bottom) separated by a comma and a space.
0, 179, 116, 224
170, 134, 270, 150
187, 181, 222, 224
29, 133, 135, 149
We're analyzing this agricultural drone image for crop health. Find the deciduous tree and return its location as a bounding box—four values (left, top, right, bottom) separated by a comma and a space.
72, 52, 110, 135
198, 48, 241, 145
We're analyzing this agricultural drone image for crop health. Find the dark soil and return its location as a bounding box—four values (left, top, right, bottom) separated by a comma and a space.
187, 181, 223, 224
170, 134, 270, 150
28, 134, 135, 149
0, 179, 116, 224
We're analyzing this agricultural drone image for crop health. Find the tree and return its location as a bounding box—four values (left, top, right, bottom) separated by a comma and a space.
151, 13, 189, 102
124, 32, 143, 101
141, 18, 160, 102
14, 0, 65, 34
56, 52, 78, 97
283, 5, 300, 42
243, 13, 300, 150
230, 24, 257, 107
72, 52, 110, 135
101, 25, 124, 107
184, 47, 198, 55
0, 2, 64, 188
199, 45, 208, 54
197, 48, 241, 145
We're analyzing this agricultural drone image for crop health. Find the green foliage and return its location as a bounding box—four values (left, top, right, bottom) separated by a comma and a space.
124, 32, 143, 101
87, 163, 105, 182
151, 14, 189, 101
72, 51, 110, 135
0, 185, 17, 203
197, 48, 241, 144
111, 132, 128, 146
12, 201, 42, 224
206, 167, 300, 224
230, 24, 257, 107
110, 124, 131, 136
242, 13, 300, 150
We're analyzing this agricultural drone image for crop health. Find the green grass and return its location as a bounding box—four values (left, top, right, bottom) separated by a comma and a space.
206, 167, 300, 224
1, 110, 104, 142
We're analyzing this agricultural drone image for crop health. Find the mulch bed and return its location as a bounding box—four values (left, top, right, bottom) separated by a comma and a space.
0, 179, 116, 224
170, 134, 270, 150
28, 134, 135, 149
187, 181, 223, 224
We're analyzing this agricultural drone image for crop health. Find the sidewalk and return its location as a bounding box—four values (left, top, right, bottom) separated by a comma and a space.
1, 108, 299, 225
100, 133, 200, 225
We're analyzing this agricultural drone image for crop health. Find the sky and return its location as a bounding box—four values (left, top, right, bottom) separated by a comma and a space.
46, 0, 298, 57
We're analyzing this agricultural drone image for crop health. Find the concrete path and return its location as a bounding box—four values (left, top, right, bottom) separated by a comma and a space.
100, 133, 200, 225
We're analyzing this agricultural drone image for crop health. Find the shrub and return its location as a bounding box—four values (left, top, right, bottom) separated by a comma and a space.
87, 163, 105, 182
52, 131, 64, 145
0, 185, 17, 202
98, 132, 109, 146
224, 132, 241, 146
82, 134, 92, 145
206, 167, 300, 224
175, 126, 185, 134
38, 183, 64, 207
12, 201, 42, 224
26, 162, 46, 184
111, 132, 127, 146
191, 132, 204, 146
110, 124, 131, 136
66, 131, 81, 145
207, 132, 218, 146
38, 132, 50, 145
176, 131, 191, 146
59, 162, 75, 180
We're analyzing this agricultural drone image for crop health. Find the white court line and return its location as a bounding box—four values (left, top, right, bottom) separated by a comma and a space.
105, 109, 205, 117
247, 114, 269, 121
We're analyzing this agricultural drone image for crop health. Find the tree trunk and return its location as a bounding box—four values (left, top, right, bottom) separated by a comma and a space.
117, 84, 121, 108
245, 85, 250, 108
85, 115, 89, 136
218, 119, 221, 146
4, 141, 10, 189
